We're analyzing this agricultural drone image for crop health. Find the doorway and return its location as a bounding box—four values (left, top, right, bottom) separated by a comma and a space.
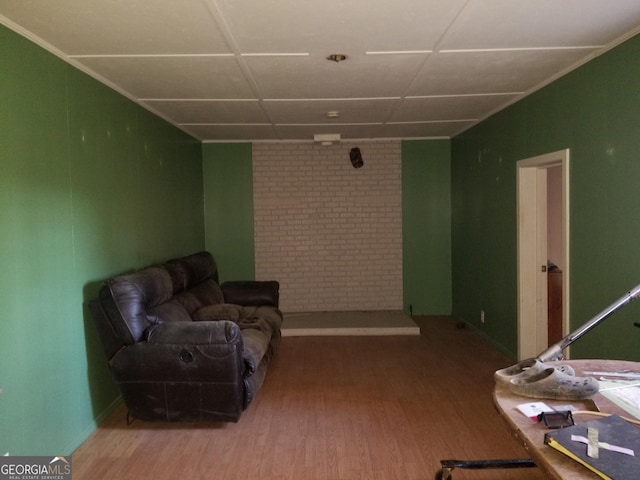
517, 149, 570, 360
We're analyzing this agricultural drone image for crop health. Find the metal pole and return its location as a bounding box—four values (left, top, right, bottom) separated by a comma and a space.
536, 283, 640, 362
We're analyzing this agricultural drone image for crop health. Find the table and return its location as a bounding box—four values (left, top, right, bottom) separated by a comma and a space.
494, 359, 640, 480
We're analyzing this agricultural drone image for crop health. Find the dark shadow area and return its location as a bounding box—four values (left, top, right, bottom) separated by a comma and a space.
82, 280, 121, 425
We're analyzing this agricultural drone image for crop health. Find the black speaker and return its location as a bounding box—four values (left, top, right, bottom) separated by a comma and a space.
349, 147, 363, 168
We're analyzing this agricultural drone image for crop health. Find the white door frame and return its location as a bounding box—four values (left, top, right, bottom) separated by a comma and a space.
517, 149, 570, 360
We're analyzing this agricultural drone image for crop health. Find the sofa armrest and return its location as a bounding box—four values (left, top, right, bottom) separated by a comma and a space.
109, 321, 244, 383
145, 320, 241, 345
221, 280, 279, 307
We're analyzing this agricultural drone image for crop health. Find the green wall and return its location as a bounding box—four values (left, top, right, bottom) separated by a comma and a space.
0, 25, 204, 456
451, 33, 640, 360
402, 140, 452, 314
202, 143, 255, 281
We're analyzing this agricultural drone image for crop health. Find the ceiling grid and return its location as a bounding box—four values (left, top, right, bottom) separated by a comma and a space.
2, 0, 640, 142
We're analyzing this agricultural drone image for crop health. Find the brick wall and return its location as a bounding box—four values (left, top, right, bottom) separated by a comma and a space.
253, 140, 403, 312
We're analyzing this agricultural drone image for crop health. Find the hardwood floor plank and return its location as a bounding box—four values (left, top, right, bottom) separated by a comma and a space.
72, 316, 547, 479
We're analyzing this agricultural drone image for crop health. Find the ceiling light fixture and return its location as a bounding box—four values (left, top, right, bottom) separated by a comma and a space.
314, 133, 341, 146
326, 53, 347, 63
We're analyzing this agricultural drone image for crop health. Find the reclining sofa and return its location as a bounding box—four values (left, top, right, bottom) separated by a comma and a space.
88, 251, 282, 422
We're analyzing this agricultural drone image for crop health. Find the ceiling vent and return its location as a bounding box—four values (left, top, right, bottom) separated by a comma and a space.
313, 133, 341, 146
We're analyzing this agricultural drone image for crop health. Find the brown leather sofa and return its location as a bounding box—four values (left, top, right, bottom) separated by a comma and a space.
88, 251, 282, 422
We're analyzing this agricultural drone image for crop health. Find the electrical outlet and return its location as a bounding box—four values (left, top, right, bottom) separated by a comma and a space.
480, 310, 485, 323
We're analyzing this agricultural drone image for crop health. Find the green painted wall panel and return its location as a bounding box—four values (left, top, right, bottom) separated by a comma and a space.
67, 66, 143, 277
402, 140, 452, 314
135, 109, 204, 261
452, 33, 640, 360
0, 25, 76, 456
451, 102, 529, 354
202, 143, 255, 281
0, 25, 204, 456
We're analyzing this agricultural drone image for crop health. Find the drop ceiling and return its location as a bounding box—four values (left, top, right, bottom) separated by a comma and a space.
2, 0, 640, 142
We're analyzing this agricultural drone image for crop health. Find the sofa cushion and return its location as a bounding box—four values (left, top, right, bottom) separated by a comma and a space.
193, 304, 242, 323
241, 305, 284, 331
222, 280, 280, 307
172, 279, 224, 315
164, 251, 219, 293
103, 266, 174, 343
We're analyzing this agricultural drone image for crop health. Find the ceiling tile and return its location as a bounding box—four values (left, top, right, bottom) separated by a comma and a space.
441, 0, 640, 50
0, 0, 231, 55
143, 100, 269, 124
214, 0, 468, 53
75, 56, 255, 99
245, 52, 429, 99
407, 49, 596, 97
391, 94, 520, 122
182, 124, 278, 142
263, 98, 401, 124
382, 121, 475, 139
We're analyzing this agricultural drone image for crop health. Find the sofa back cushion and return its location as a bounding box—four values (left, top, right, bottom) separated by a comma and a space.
164, 251, 224, 315
101, 266, 189, 344
164, 251, 219, 293
172, 279, 224, 315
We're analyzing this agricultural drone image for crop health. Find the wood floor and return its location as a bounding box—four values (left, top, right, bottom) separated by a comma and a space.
72, 316, 548, 479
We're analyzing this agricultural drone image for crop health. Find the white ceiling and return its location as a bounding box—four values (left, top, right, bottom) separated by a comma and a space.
2, 0, 640, 143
